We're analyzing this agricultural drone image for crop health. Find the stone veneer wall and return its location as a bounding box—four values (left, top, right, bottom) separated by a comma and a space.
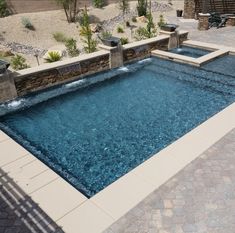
123, 36, 169, 63
14, 51, 110, 96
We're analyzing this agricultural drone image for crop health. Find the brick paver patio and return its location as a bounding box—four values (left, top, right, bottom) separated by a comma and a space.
104, 128, 235, 233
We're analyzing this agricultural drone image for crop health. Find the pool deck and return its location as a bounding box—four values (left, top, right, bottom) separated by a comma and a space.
104, 128, 235, 233
0, 39, 235, 232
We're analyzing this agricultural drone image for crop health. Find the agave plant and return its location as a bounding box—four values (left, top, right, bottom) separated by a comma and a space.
44, 51, 62, 63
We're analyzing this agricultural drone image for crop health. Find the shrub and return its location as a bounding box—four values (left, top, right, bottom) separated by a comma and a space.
0, 0, 10, 17
126, 21, 130, 27
135, 27, 148, 40
65, 38, 80, 57
132, 16, 137, 22
137, 0, 148, 17
44, 51, 62, 63
79, 6, 97, 53
93, 0, 104, 8
158, 14, 166, 27
11, 54, 30, 70
21, 17, 35, 30
135, 3, 156, 40
117, 26, 124, 33
101, 30, 112, 39
120, 37, 129, 45
53, 32, 68, 43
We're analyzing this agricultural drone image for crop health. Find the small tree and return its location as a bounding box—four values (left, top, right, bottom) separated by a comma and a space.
93, 0, 104, 8
146, 1, 155, 38
119, 0, 129, 15
55, 0, 79, 23
137, 0, 148, 17
0, 0, 10, 17
79, 6, 97, 53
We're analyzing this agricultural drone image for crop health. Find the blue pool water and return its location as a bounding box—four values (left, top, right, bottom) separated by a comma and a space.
0, 56, 235, 197
170, 46, 210, 58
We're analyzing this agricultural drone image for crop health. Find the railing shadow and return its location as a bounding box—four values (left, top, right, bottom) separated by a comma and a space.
0, 168, 64, 233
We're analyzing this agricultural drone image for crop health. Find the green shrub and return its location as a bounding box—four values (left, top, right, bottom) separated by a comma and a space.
21, 17, 35, 30
135, 27, 148, 40
126, 21, 130, 27
158, 14, 166, 27
0, 0, 10, 17
93, 0, 104, 8
101, 30, 112, 39
11, 54, 30, 70
137, 0, 148, 17
53, 32, 68, 43
65, 38, 80, 57
117, 26, 124, 33
120, 37, 129, 45
44, 51, 62, 63
132, 16, 137, 22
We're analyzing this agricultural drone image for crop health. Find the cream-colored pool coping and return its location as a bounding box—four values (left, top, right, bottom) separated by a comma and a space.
1, 41, 235, 232
151, 46, 229, 66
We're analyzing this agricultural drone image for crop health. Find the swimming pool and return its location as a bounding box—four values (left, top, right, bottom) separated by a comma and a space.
0, 56, 235, 197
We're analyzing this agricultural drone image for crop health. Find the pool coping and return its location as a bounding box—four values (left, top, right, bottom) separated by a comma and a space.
151, 40, 233, 66
1, 42, 235, 232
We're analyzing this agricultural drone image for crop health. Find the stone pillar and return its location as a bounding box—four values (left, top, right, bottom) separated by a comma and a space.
198, 13, 210, 30
226, 17, 235, 26
99, 44, 123, 69
159, 31, 178, 50
0, 72, 18, 103
184, 0, 195, 19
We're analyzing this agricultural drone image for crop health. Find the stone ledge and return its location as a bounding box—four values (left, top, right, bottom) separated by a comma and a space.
122, 35, 169, 50
16, 50, 110, 77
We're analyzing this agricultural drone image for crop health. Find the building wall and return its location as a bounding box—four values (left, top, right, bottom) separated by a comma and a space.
6, 0, 121, 14
184, 0, 235, 19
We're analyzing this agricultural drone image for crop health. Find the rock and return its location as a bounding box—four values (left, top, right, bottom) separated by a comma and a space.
0, 45, 14, 57
136, 16, 147, 23
89, 23, 102, 33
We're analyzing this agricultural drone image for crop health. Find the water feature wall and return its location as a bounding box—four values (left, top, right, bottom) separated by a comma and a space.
159, 30, 188, 50
0, 32, 188, 103
14, 51, 110, 96
123, 36, 169, 63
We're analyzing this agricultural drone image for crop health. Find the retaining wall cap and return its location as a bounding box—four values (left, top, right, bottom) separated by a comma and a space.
16, 50, 110, 76
122, 35, 170, 50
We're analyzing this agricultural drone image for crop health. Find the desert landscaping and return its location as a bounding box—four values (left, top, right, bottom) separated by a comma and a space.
0, 1, 183, 68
